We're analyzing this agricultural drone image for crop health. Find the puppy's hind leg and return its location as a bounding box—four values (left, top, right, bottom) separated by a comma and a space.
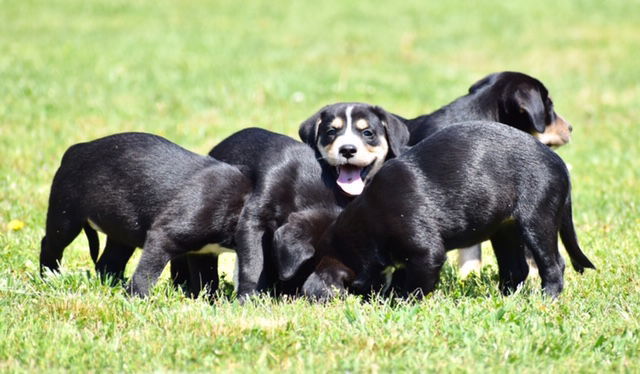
518, 219, 564, 298
128, 230, 174, 297
96, 237, 136, 283
186, 254, 219, 299
490, 223, 529, 295
457, 244, 482, 278
170, 255, 190, 292
84, 224, 99, 265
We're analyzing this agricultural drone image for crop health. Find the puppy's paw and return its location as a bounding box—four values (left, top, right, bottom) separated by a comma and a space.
126, 282, 147, 298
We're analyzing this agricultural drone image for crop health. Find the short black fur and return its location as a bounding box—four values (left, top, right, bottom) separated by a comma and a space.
40, 132, 251, 298
401, 71, 572, 147
299, 122, 595, 300
208, 128, 343, 298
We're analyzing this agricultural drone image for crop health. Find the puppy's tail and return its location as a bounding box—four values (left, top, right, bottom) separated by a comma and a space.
559, 194, 595, 273
40, 236, 60, 275
83, 224, 100, 265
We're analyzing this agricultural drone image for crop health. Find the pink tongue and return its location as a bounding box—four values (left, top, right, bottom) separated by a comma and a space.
337, 166, 365, 196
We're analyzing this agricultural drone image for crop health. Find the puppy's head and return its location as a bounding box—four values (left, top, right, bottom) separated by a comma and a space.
302, 254, 390, 301
302, 256, 355, 301
300, 222, 388, 301
273, 208, 340, 282
473, 72, 573, 147
274, 209, 357, 300
299, 103, 409, 196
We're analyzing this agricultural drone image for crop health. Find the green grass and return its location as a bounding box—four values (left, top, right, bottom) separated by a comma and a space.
1, 0, 639, 371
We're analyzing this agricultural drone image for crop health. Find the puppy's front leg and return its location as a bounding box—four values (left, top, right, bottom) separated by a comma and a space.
490, 224, 529, 295
186, 254, 219, 299
129, 230, 174, 297
403, 248, 447, 299
96, 237, 136, 283
234, 219, 270, 300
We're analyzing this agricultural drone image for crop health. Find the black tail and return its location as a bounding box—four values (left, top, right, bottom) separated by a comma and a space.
560, 195, 595, 273
84, 225, 100, 265
40, 236, 59, 275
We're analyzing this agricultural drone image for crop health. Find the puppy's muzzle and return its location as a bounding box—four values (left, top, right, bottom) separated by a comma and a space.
339, 144, 357, 159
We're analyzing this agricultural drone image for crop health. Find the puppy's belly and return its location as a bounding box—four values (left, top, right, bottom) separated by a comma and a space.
443, 217, 516, 250
191, 244, 234, 255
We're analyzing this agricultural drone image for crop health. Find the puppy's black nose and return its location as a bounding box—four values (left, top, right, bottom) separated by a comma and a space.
339, 144, 357, 159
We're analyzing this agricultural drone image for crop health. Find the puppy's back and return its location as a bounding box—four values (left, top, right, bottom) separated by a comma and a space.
362, 122, 570, 241
210, 127, 331, 198
49, 133, 215, 236
406, 121, 567, 185
59, 133, 209, 183
210, 127, 316, 181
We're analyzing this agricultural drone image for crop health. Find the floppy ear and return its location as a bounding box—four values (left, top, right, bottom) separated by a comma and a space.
513, 89, 547, 133
298, 106, 328, 146
372, 106, 410, 158
273, 222, 316, 281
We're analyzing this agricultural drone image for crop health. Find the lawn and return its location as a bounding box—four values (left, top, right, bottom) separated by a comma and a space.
1, 0, 639, 372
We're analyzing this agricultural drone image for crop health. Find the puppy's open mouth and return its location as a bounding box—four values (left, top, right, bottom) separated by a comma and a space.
336, 163, 374, 196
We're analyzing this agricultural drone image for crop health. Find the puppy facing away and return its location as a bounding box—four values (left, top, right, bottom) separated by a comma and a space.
297, 122, 595, 300
208, 128, 343, 298
399, 71, 574, 276
298, 102, 409, 197
40, 133, 251, 298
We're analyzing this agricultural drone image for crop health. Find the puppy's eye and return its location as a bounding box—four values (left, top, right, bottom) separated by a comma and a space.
362, 130, 374, 137
326, 128, 337, 136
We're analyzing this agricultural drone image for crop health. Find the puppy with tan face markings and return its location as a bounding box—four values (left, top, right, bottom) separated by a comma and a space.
299, 102, 410, 197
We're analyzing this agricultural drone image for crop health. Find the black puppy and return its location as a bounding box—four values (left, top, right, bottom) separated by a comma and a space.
403, 71, 573, 147
298, 102, 409, 197
40, 133, 251, 298
208, 128, 343, 298
400, 71, 574, 276
299, 122, 595, 300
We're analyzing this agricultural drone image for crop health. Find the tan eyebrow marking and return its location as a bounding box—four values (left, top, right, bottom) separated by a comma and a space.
330, 117, 344, 129
355, 119, 369, 130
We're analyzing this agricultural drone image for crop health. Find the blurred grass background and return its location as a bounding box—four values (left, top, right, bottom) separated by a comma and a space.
1, 0, 639, 372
